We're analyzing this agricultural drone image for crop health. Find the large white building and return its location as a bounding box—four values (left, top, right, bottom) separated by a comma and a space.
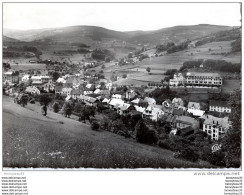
185, 72, 222, 87
169, 73, 185, 86
201, 115, 231, 140
209, 100, 231, 113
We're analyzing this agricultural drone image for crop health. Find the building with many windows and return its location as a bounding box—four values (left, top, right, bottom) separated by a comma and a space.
201, 115, 231, 140
209, 100, 231, 113
185, 72, 222, 87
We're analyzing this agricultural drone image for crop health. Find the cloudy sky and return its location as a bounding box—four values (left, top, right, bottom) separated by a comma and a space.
3, 3, 241, 31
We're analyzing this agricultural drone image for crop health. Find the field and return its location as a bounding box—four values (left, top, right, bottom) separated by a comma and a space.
222, 79, 241, 93
102, 40, 241, 86
3, 96, 213, 169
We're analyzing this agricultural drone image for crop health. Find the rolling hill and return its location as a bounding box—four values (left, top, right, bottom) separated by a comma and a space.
3, 24, 234, 46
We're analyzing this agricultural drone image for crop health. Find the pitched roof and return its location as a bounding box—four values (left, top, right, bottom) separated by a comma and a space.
144, 97, 156, 105
201, 115, 230, 127
109, 98, 124, 106
173, 108, 186, 116
188, 102, 200, 109
131, 98, 145, 104
176, 116, 197, 125
186, 72, 222, 78
187, 109, 205, 117
209, 100, 230, 108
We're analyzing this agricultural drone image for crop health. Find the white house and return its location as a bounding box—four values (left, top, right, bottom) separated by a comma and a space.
61, 88, 72, 97
172, 98, 184, 108
201, 115, 231, 140
188, 102, 201, 110
25, 86, 40, 95
142, 105, 164, 121
144, 97, 156, 105
185, 72, 222, 87
56, 77, 66, 83
169, 73, 185, 86
21, 75, 30, 83
209, 100, 231, 113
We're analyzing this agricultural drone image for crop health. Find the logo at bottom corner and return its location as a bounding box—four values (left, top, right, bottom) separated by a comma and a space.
212, 144, 222, 153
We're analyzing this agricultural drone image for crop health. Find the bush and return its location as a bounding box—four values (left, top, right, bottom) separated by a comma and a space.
62, 102, 73, 117
29, 98, 35, 104
91, 121, 100, 131
178, 147, 199, 162
135, 120, 158, 144
122, 74, 127, 78
158, 139, 171, 150
207, 151, 226, 167
52, 102, 60, 113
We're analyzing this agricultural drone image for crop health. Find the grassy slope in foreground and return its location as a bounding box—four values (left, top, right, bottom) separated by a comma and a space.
3, 96, 213, 169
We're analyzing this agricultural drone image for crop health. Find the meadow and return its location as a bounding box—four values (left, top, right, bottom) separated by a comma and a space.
2, 96, 213, 168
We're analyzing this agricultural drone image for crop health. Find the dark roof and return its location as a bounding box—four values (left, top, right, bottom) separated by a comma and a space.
86, 94, 101, 98
71, 89, 83, 95
173, 108, 185, 116
63, 83, 73, 88
55, 85, 63, 91
209, 100, 230, 108
177, 126, 194, 137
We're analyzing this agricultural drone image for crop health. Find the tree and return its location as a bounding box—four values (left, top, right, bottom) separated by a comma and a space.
222, 90, 241, 168
146, 67, 151, 74
52, 72, 60, 81
122, 74, 127, 78
39, 94, 52, 106
101, 64, 105, 69
91, 121, 100, 131
52, 102, 60, 113
62, 102, 73, 117
135, 120, 158, 144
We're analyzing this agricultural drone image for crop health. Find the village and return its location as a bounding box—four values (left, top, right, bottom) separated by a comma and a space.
3, 55, 234, 146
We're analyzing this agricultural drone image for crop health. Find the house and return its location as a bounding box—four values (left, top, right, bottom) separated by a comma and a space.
42, 80, 55, 92
21, 75, 30, 83
125, 89, 137, 100
117, 103, 134, 115
131, 98, 147, 107
201, 115, 231, 140
55, 84, 63, 94
95, 89, 110, 98
176, 126, 195, 137
175, 116, 199, 131
109, 98, 124, 109
3, 71, 19, 84
56, 77, 66, 83
112, 94, 123, 99
172, 98, 184, 108
71, 88, 83, 99
169, 73, 185, 86
144, 97, 156, 105
209, 100, 231, 113
142, 105, 164, 121
134, 105, 146, 113
161, 114, 178, 128
162, 99, 172, 108
102, 98, 110, 104
25, 86, 40, 95
185, 72, 222, 87
187, 109, 205, 117
172, 108, 187, 116
61, 88, 72, 97
188, 102, 201, 110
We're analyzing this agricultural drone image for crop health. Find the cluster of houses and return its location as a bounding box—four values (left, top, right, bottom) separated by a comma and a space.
96, 90, 232, 141
169, 72, 223, 87
3, 67, 232, 141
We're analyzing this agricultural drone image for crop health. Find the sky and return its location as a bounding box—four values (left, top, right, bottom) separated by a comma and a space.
3, 3, 241, 31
